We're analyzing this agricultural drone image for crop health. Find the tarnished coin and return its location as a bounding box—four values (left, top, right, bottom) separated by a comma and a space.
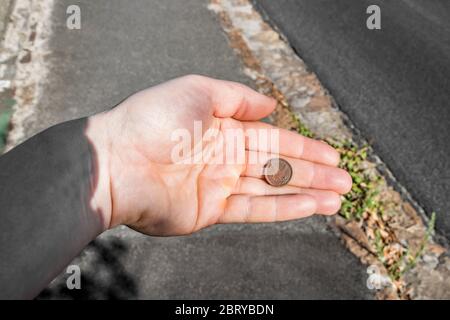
263, 158, 293, 187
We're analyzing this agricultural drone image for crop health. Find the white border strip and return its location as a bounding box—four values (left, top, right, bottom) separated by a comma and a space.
2, 0, 55, 150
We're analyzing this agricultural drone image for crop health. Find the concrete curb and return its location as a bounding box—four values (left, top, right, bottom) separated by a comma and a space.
0, 0, 55, 151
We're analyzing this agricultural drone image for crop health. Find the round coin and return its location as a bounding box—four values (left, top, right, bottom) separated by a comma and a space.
263, 158, 293, 187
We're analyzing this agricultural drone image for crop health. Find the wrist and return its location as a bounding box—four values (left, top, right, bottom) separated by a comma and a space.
85, 111, 114, 231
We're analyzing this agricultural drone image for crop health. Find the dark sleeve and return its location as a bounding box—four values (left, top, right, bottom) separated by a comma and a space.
0, 118, 104, 299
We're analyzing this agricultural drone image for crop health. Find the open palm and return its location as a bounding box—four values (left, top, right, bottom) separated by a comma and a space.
100, 75, 351, 236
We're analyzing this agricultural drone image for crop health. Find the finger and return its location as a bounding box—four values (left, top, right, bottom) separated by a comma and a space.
219, 194, 317, 223
201, 76, 277, 120
244, 150, 352, 194
233, 177, 342, 215
243, 121, 340, 166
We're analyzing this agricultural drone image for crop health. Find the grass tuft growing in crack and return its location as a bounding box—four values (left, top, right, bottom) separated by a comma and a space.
0, 109, 12, 153
387, 212, 436, 281
0, 97, 16, 153
292, 118, 384, 223
404, 212, 436, 273
292, 117, 436, 291
292, 116, 384, 224
328, 140, 384, 221
292, 114, 314, 138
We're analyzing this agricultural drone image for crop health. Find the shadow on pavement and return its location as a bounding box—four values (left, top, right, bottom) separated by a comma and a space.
37, 237, 138, 300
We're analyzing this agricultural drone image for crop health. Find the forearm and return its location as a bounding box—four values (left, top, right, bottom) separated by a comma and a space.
0, 117, 109, 299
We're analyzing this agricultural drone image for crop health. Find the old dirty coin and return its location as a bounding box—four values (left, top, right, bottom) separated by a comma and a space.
263, 158, 293, 187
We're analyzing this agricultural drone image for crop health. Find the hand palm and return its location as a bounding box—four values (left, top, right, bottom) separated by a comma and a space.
105, 75, 351, 236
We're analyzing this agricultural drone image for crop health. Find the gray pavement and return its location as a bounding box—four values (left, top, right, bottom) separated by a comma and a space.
18, 0, 371, 299
252, 0, 450, 238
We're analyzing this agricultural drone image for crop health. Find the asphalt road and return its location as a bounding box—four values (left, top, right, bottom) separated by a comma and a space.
28, 0, 371, 299
253, 0, 450, 238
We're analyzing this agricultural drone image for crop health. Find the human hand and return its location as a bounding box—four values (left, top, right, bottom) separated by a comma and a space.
87, 75, 351, 236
